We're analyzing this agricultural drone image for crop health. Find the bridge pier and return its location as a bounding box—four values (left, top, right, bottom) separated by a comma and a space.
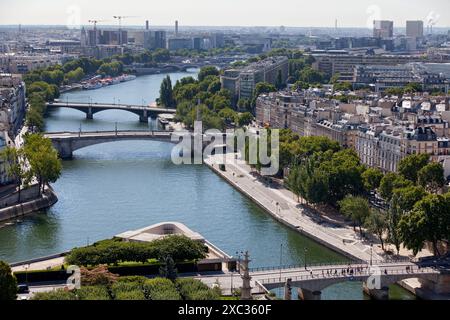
297, 288, 322, 300
363, 284, 389, 300
139, 110, 149, 123
87, 107, 93, 120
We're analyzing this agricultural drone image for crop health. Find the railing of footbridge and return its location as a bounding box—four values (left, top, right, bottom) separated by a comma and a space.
258, 266, 438, 286
248, 257, 414, 273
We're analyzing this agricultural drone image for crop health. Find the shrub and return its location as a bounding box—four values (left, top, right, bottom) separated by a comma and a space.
176, 278, 219, 300
32, 289, 77, 300
143, 278, 181, 300
75, 286, 111, 300
114, 290, 146, 300
0, 260, 18, 300
80, 265, 119, 286
65, 235, 207, 266
111, 281, 142, 299
116, 276, 148, 285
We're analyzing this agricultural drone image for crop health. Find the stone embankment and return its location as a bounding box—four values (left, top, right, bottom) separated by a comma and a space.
0, 185, 58, 223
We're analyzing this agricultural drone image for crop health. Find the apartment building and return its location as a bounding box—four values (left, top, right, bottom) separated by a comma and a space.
221, 56, 289, 104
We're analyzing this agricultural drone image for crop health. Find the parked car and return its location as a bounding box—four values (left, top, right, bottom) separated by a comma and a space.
17, 284, 29, 294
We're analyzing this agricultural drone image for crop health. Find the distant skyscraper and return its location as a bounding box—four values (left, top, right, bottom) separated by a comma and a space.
373, 20, 394, 38
406, 20, 424, 38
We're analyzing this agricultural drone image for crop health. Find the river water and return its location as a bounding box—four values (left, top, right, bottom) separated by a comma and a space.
0, 69, 414, 300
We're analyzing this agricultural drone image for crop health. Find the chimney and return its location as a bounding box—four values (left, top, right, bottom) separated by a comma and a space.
175, 20, 179, 36
146, 20, 149, 30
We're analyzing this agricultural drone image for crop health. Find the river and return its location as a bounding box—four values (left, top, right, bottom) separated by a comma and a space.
0, 69, 414, 300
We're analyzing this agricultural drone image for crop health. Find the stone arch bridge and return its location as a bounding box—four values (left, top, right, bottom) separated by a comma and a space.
46, 102, 176, 123
44, 130, 228, 159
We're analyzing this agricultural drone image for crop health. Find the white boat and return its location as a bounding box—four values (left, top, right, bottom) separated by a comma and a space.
83, 82, 103, 90
121, 74, 137, 82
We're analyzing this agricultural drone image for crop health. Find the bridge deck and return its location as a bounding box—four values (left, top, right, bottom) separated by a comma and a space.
47, 102, 176, 113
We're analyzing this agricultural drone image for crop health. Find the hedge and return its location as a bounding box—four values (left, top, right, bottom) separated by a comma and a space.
75, 286, 111, 300
176, 278, 220, 300
65, 235, 208, 266
143, 278, 181, 300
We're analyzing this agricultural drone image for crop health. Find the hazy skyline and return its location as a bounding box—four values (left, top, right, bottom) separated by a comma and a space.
0, 0, 449, 28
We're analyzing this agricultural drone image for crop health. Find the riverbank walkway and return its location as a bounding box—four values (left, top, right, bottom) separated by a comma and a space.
204, 153, 386, 262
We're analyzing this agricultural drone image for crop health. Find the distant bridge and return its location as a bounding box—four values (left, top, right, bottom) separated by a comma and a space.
46, 101, 176, 123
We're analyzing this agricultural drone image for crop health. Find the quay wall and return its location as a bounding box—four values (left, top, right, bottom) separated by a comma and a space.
0, 186, 58, 223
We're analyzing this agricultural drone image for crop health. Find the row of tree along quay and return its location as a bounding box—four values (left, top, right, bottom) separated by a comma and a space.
0, 235, 232, 301
247, 129, 450, 258
0, 133, 61, 204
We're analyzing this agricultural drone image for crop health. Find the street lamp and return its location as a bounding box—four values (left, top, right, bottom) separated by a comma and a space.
279, 243, 283, 282
235, 251, 243, 274
25, 264, 30, 285
370, 242, 373, 266
230, 271, 233, 296
304, 247, 308, 270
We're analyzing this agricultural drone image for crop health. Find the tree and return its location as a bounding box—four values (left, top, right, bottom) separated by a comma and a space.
398, 194, 450, 256
152, 49, 170, 63
275, 70, 284, 90
404, 82, 423, 93
159, 75, 175, 108
364, 210, 388, 250
23, 134, 62, 195
0, 260, 17, 300
80, 265, 118, 286
388, 186, 427, 254
159, 255, 178, 281
286, 166, 302, 202
379, 172, 413, 201
237, 112, 253, 127
362, 167, 384, 192
417, 162, 445, 193
298, 67, 323, 84
339, 195, 370, 236
398, 154, 430, 183
26, 108, 45, 132
65, 67, 85, 83
0, 147, 30, 203
198, 66, 219, 82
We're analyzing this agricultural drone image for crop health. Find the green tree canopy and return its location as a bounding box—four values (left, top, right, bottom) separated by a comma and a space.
398, 154, 430, 183
159, 75, 175, 108
364, 209, 388, 250
198, 66, 219, 82
0, 260, 17, 300
417, 162, 445, 193
339, 195, 370, 235
362, 167, 384, 192
379, 172, 414, 201
398, 194, 450, 256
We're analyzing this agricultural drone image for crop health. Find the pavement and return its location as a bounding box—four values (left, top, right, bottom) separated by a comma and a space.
11, 256, 66, 272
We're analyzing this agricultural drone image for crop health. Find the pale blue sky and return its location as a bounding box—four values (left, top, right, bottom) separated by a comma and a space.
0, 0, 449, 27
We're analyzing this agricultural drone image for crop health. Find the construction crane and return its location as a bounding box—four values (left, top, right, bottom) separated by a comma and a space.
113, 16, 139, 45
